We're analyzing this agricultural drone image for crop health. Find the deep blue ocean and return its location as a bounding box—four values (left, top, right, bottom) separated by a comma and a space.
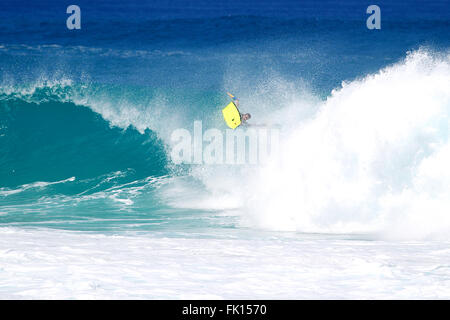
0, 0, 449, 235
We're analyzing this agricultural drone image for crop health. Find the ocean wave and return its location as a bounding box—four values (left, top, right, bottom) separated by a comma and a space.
189, 49, 450, 240
0, 91, 168, 189
2, 48, 450, 240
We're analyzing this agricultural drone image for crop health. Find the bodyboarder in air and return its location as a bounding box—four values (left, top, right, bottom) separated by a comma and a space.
226, 92, 251, 127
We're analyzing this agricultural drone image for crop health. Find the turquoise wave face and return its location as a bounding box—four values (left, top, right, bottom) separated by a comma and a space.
0, 0, 449, 238
0, 83, 237, 233
0, 94, 167, 190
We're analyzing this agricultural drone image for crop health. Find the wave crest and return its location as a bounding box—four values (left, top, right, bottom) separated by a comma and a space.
0, 91, 167, 189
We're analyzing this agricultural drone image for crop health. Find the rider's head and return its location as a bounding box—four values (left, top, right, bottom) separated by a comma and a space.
242, 113, 251, 121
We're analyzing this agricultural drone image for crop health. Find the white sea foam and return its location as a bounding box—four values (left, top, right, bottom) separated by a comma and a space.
1, 227, 450, 299
187, 49, 450, 240
0, 177, 76, 197
246, 50, 450, 239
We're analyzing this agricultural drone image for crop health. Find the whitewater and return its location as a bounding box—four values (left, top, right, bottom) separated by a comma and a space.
2, 228, 450, 299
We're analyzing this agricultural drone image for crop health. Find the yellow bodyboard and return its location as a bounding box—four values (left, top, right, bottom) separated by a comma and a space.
222, 102, 241, 129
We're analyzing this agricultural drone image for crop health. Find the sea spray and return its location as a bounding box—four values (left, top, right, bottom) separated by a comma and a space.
240, 50, 450, 239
